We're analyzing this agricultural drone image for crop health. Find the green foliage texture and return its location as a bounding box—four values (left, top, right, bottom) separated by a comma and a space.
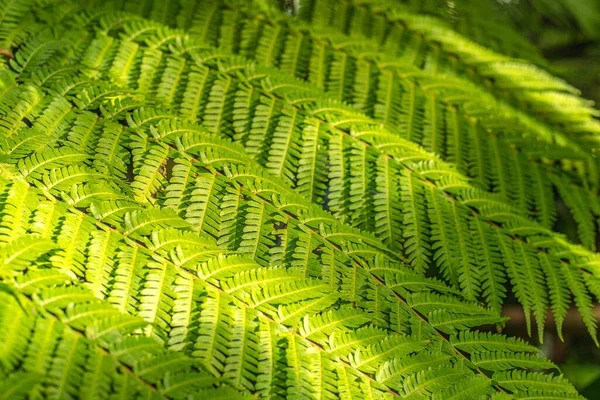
0, 0, 599, 398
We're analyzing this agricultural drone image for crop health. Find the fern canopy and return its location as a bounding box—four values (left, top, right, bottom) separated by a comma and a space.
0, 0, 598, 399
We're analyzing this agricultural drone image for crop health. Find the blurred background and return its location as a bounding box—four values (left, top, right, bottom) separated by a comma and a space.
503, 0, 600, 106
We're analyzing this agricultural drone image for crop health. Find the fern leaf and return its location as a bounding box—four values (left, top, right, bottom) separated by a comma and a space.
399, 171, 431, 274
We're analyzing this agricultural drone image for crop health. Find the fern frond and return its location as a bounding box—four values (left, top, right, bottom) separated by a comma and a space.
42, 25, 596, 336
0, 268, 241, 399
0, 2, 597, 398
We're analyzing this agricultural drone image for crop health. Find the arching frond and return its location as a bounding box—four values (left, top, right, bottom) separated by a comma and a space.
0, 1, 597, 398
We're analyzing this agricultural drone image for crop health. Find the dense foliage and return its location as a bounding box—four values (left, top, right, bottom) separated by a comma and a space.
0, 0, 599, 398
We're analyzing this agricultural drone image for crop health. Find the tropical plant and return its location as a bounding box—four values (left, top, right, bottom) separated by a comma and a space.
0, 0, 598, 398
